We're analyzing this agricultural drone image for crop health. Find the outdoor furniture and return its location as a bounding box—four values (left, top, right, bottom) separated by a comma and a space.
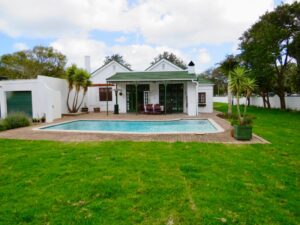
94, 107, 100, 113
81, 107, 89, 113
146, 104, 154, 114
154, 104, 162, 114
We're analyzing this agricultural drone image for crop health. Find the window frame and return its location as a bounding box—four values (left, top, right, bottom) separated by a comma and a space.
198, 92, 206, 107
99, 87, 112, 101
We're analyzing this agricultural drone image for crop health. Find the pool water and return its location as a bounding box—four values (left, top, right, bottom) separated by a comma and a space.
41, 119, 220, 134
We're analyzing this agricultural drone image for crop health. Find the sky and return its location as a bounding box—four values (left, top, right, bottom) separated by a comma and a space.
0, 0, 297, 73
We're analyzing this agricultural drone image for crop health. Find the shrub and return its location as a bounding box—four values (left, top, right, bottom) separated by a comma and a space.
0, 120, 6, 131
3, 112, 31, 130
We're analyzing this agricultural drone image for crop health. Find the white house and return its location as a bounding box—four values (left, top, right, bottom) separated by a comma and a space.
0, 58, 213, 122
88, 59, 214, 116
0, 76, 75, 122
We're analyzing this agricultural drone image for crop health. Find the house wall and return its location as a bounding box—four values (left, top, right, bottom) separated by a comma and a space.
88, 61, 130, 111
0, 76, 76, 122
198, 85, 214, 113
187, 81, 197, 116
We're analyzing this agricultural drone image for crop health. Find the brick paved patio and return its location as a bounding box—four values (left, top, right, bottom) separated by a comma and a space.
0, 112, 269, 143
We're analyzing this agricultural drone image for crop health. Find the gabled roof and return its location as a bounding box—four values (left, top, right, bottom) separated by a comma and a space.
107, 71, 196, 82
91, 60, 132, 76
145, 58, 184, 71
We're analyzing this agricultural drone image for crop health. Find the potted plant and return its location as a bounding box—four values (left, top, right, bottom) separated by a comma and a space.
229, 67, 256, 140
81, 104, 89, 113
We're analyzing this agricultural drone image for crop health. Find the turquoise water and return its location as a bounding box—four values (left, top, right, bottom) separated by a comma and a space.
41, 119, 218, 134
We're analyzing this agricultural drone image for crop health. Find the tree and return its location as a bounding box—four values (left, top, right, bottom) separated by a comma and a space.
230, 67, 256, 125
200, 67, 227, 96
0, 46, 67, 79
219, 55, 239, 116
289, 33, 300, 90
151, 51, 187, 69
103, 54, 131, 69
240, 2, 300, 109
66, 65, 91, 113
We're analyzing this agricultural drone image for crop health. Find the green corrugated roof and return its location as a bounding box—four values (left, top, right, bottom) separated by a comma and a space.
107, 71, 197, 82
197, 76, 213, 84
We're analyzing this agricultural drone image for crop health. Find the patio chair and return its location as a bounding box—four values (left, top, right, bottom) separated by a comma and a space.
146, 104, 154, 114
154, 104, 162, 114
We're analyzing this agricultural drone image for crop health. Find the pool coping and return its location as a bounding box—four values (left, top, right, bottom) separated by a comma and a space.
33, 118, 225, 135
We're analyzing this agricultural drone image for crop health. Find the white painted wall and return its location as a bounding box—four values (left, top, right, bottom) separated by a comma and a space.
187, 81, 197, 116
213, 96, 300, 111
88, 61, 130, 111
0, 76, 72, 122
198, 85, 214, 113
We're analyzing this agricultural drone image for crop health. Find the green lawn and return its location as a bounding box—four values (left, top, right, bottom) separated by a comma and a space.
0, 103, 299, 225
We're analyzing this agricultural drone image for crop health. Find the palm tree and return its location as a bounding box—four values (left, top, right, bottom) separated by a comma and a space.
219, 55, 239, 117
66, 65, 91, 113
230, 67, 256, 125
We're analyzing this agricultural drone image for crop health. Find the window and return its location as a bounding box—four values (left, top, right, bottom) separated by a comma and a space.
198, 92, 206, 106
144, 91, 149, 105
99, 88, 112, 101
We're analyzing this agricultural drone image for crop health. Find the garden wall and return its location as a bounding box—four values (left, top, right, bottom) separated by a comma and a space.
214, 96, 300, 111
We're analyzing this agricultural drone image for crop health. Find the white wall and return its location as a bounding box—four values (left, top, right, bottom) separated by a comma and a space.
0, 76, 78, 122
88, 61, 130, 111
213, 96, 300, 111
187, 81, 197, 116
198, 85, 214, 113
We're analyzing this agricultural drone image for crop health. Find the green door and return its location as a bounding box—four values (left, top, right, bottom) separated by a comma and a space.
126, 85, 150, 112
159, 84, 184, 113
6, 91, 33, 117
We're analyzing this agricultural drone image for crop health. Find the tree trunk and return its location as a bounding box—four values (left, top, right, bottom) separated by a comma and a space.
266, 92, 271, 109
261, 92, 266, 108
275, 68, 286, 110
227, 76, 232, 116
247, 97, 250, 106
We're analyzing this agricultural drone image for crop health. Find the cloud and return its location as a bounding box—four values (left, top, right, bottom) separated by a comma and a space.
199, 49, 211, 64
13, 42, 29, 51
0, 0, 274, 47
50, 37, 187, 71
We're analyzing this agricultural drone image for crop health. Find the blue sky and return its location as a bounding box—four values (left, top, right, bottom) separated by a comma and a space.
0, 0, 294, 73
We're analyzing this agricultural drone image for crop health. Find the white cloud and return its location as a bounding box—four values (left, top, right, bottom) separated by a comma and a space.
13, 42, 29, 51
283, 0, 297, 4
199, 49, 211, 64
50, 37, 187, 71
0, 0, 275, 47
115, 36, 127, 43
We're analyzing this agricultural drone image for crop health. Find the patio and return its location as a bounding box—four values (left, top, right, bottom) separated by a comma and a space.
0, 112, 268, 143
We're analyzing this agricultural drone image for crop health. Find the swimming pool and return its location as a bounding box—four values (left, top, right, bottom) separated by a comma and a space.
39, 119, 223, 134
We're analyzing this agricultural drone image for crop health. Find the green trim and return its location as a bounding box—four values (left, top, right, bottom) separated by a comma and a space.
107, 71, 196, 82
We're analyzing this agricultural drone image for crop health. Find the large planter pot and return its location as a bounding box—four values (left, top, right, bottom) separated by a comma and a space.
233, 125, 252, 140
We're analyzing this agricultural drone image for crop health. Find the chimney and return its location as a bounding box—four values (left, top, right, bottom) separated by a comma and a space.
84, 56, 91, 73
188, 61, 195, 74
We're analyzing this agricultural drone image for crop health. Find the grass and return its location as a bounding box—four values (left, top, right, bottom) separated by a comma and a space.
0, 103, 299, 224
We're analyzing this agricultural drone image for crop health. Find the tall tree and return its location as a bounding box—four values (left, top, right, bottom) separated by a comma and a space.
200, 67, 227, 96
103, 54, 131, 69
66, 65, 91, 113
240, 2, 300, 109
0, 46, 67, 79
219, 55, 239, 116
151, 51, 187, 69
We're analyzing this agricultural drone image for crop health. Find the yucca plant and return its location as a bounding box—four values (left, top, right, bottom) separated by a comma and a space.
230, 67, 256, 125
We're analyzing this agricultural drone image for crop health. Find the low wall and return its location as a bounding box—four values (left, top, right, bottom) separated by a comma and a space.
213, 96, 300, 111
